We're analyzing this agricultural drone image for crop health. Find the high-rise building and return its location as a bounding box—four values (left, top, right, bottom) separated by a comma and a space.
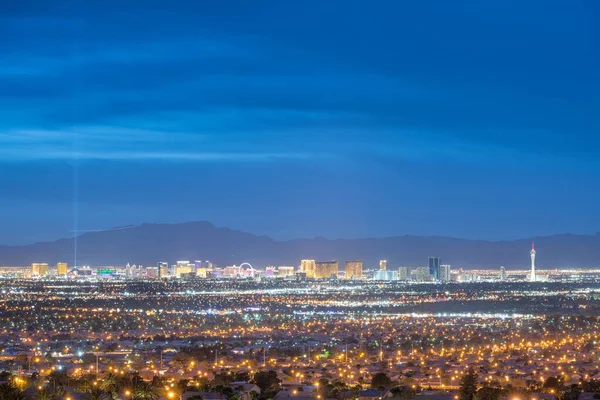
530, 242, 536, 282
457, 272, 478, 282
277, 266, 296, 277
194, 260, 213, 278
32, 263, 49, 277
196, 267, 208, 278
301, 260, 317, 278
157, 262, 167, 278
379, 260, 387, 270
373, 270, 398, 281
499, 266, 506, 282
157, 262, 168, 278
345, 260, 363, 280
398, 266, 410, 281
315, 261, 338, 279
439, 264, 451, 283
57, 262, 68, 276
175, 261, 193, 278
428, 257, 441, 280
415, 267, 431, 282
222, 266, 239, 278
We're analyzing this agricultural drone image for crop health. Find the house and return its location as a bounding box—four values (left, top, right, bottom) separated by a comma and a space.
531, 394, 558, 400
415, 394, 455, 400
274, 389, 332, 400
229, 382, 261, 396
183, 392, 222, 400
359, 388, 384, 400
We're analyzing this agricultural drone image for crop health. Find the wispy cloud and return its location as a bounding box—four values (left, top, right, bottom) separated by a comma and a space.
0, 127, 325, 162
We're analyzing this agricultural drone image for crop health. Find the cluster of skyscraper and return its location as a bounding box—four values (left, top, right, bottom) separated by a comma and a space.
151, 260, 214, 278
31, 262, 68, 277
428, 257, 452, 282
299, 258, 451, 282
26, 256, 456, 282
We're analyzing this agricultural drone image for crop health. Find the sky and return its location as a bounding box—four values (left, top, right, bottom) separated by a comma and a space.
1, 0, 599, 245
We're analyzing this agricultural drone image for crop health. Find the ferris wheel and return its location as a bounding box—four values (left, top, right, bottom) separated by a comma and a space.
237, 262, 256, 277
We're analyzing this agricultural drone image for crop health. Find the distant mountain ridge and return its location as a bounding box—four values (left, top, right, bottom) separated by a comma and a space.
0, 221, 598, 269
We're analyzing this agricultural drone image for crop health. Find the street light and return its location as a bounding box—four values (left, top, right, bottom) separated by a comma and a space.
168, 392, 182, 400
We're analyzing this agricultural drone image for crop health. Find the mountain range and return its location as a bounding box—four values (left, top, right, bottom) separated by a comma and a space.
0, 221, 598, 269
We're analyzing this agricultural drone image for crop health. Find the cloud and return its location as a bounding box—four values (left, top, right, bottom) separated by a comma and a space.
0, 0, 598, 169
0, 127, 328, 162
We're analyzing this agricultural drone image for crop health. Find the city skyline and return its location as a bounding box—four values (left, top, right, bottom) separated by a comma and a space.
6, 236, 592, 284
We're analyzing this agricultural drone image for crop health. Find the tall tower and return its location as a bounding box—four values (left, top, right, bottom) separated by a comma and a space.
345, 260, 363, 280
428, 257, 441, 280
530, 241, 536, 282
57, 263, 68, 276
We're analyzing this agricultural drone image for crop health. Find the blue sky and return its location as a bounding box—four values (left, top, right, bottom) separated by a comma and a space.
1, 0, 599, 244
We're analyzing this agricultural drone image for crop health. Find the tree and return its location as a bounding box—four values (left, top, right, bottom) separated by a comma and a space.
543, 377, 562, 393
371, 373, 393, 390
460, 367, 478, 400
0, 383, 28, 400
48, 371, 69, 388
34, 389, 57, 400
100, 373, 119, 394
78, 380, 94, 393
53, 387, 67, 398
563, 384, 581, 400
214, 385, 227, 400
389, 386, 416, 400
228, 392, 244, 400
83, 388, 111, 400
135, 382, 160, 400
151, 376, 166, 388
474, 387, 502, 400
333, 379, 348, 400
253, 371, 280, 393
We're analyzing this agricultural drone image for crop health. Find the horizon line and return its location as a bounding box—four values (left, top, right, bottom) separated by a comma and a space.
2, 220, 598, 248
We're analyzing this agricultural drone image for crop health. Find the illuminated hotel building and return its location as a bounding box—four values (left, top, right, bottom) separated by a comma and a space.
157, 262, 168, 278
345, 260, 363, 280
32, 263, 49, 277
175, 261, 193, 277
196, 268, 208, 278
373, 269, 398, 281
277, 266, 295, 277
500, 266, 506, 282
223, 266, 239, 278
379, 260, 387, 270
300, 259, 316, 278
315, 261, 338, 279
57, 262, 68, 275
